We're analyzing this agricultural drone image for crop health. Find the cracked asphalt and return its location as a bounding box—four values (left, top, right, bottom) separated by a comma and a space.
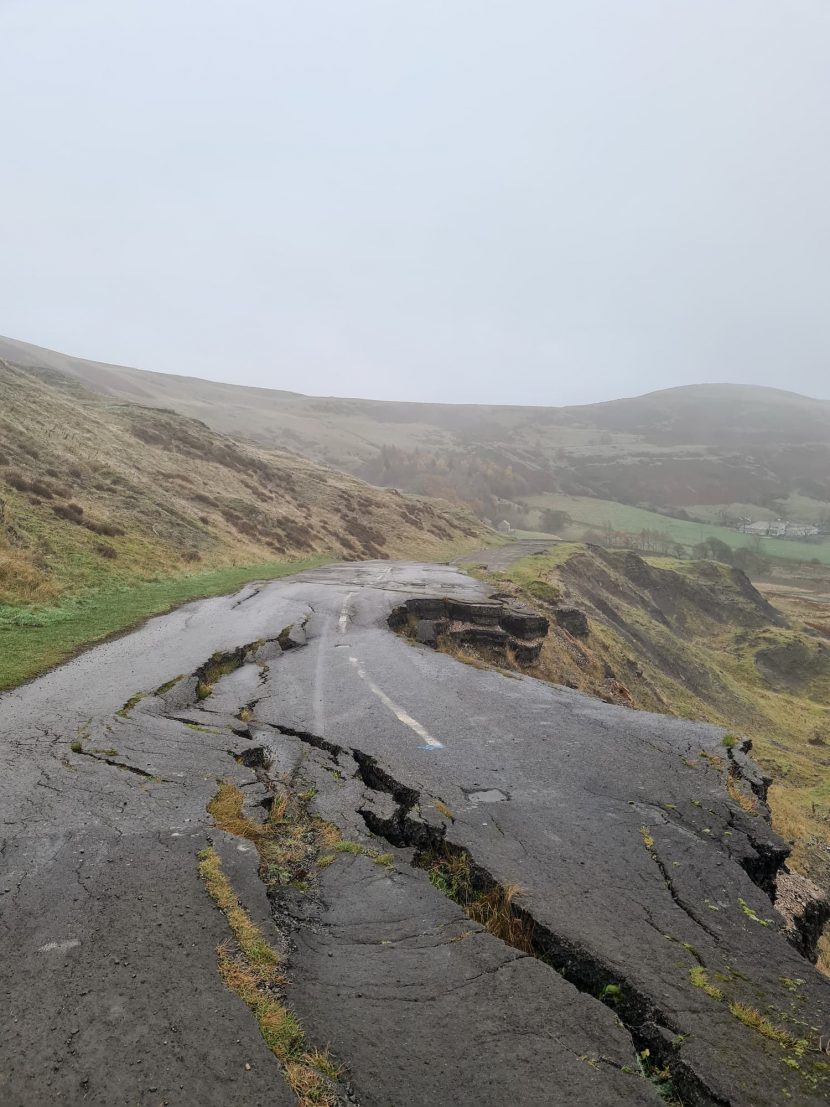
2, 559, 829, 1105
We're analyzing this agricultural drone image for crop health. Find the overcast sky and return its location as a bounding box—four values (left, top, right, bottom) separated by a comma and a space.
2, 1, 829, 405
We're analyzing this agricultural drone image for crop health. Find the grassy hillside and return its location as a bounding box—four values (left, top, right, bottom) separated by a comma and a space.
479, 545, 830, 905
3, 337, 829, 553
0, 360, 488, 687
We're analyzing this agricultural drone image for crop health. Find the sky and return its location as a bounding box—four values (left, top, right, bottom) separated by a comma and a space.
2, 1, 830, 405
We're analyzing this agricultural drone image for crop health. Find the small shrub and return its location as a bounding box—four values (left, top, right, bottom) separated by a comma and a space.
94, 543, 118, 560
52, 502, 83, 523
83, 518, 125, 537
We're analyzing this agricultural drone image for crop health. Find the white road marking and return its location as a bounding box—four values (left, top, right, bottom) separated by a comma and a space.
38, 939, 80, 954
338, 593, 355, 635
348, 656, 443, 749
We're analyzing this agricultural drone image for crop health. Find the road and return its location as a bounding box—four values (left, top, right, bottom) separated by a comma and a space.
454, 536, 559, 570
1, 559, 829, 1106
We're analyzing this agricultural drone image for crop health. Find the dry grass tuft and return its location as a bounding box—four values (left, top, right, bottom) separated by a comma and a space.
0, 547, 59, 605
728, 1001, 809, 1054
689, 966, 724, 1001
198, 849, 282, 976
726, 775, 759, 815
418, 846, 535, 954
199, 847, 341, 1107
208, 780, 258, 840
433, 799, 454, 821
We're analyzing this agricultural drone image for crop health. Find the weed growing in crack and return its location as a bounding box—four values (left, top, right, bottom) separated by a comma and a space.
198, 848, 282, 975
728, 1001, 809, 1055
154, 675, 183, 696
688, 962, 824, 1075
738, 897, 770, 927
689, 966, 725, 1001
433, 799, 454, 821
332, 839, 393, 868
199, 848, 340, 1106
207, 779, 393, 896
637, 1049, 681, 1104
416, 844, 534, 954
116, 691, 145, 718
70, 739, 83, 753
727, 775, 759, 815
185, 721, 223, 734
699, 750, 724, 770
195, 646, 252, 701
780, 977, 805, 992
209, 780, 331, 888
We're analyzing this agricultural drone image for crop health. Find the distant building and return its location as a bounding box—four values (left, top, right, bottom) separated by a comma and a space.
740, 520, 819, 538
496, 520, 514, 535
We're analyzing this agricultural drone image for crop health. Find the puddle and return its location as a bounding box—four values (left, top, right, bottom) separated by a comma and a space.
467, 788, 508, 804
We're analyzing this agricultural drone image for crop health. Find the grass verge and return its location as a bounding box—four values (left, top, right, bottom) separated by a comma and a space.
0, 556, 327, 691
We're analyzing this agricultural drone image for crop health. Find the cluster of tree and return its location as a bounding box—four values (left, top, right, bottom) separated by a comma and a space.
692, 536, 769, 575
538, 508, 571, 534
585, 523, 686, 558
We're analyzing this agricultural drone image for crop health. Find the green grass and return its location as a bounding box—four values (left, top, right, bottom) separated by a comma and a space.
525, 494, 830, 566
0, 556, 327, 691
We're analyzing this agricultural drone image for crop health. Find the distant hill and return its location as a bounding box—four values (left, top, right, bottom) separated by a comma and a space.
3, 335, 830, 536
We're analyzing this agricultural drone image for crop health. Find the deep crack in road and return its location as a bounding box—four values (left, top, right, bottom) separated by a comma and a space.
1, 560, 829, 1106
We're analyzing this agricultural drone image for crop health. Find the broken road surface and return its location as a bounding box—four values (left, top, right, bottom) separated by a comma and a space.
1, 561, 829, 1105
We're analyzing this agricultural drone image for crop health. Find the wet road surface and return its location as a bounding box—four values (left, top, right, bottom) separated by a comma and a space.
2, 560, 829, 1106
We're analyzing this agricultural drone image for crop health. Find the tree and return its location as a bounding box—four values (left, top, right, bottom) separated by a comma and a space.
694, 537, 733, 563
732, 547, 769, 577
540, 508, 571, 534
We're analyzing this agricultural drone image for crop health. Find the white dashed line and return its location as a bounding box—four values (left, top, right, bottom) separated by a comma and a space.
348, 656, 443, 749
338, 593, 355, 635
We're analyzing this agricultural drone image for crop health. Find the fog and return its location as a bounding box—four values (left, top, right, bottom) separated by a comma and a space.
2, 0, 829, 404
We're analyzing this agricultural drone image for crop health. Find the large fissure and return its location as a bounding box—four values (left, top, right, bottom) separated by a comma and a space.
231, 716, 724, 1107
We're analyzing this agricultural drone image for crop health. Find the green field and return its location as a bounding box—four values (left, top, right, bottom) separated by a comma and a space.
0, 556, 328, 691
525, 494, 830, 566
